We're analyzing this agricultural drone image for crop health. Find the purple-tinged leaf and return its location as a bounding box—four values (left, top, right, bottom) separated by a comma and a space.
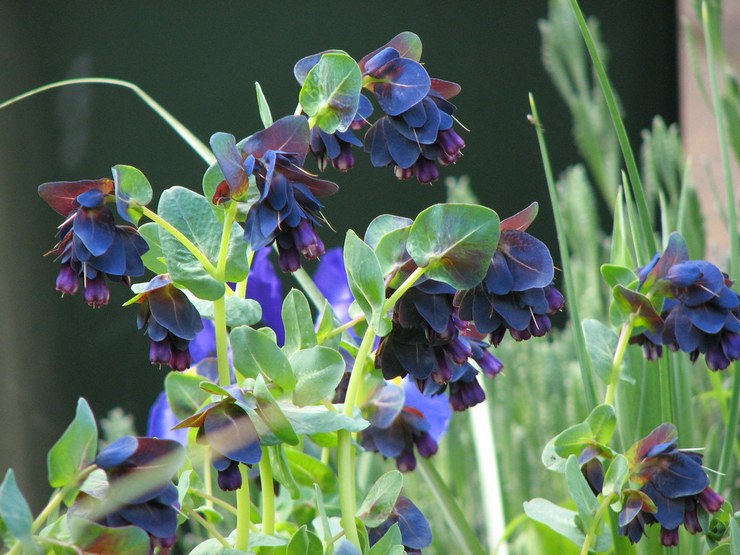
294, 49, 347, 85
386, 125, 421, 169
685, 303, 727, 333
203, 404, 262, 465
359, 32, 423, 72
364, 47, 401, 75
643, 232, 689, 289
148, 285, 203, 340
242, 115, 311, 163
429, 78, 461, 100
613, 285, 663, 332
390, 97, 440, 144
280, 163, 339, 198
500, 202, 539, 232
69, 518, 150, 555
95, 436, 138, 469
38, 179, 114, 216
498, 230, 554, 290
364, 117, 394, 167
210, 132, 249, 199
117, 503, 178, 539
366, 58, 430, 116
73, 206, 116, 256
631, 423, 677, 462
619, 490, 652, 527
394, 496, 433, 549
650, 452, 709, 498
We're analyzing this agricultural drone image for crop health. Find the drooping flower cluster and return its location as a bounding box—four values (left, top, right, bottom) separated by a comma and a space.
86, 436, 184, 553
360, 42, 466, 184
39, 179, 149, 307
361, 378, 451, 471
376, 204, 559, 410
376, 278, 503, 411
456, 203, 564, 346
132, 274, 204, 371
210, 116, 339, 272
629, 233, 739, 370
583, 424, 724, 547
295, 32, 466, 184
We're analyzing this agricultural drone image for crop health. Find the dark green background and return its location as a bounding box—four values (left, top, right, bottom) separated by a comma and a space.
0, 1, 676, 509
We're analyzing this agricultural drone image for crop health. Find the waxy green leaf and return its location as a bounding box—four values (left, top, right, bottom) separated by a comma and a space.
565, 456, 600, 531
602, 455, 629, 499
523, 498, 611, 552
112, 164, 152, 225
299, 53, 362, 134
165, 371, 211, 420
137, 222, 168, 275
344, 230, 390, 335
255, 81, 273, 128
357, 470, 403, 527
254, 375, 299, 445
407, 203, 500, 289
367, 523, 405, 555
282, 289, 317, 357
291, 346, 345, 407
189, 295, 262, 328
285, 448, 337, 494
231, 325, 296, 391
364, 214, 413, 249
600, 264, 637, 289
287, 525, 323, 555
0, 470, 39, 554
582, 319, 633, 384
158, 186, 224, 300
47, 398, 97, 491
270, 445, 301, 499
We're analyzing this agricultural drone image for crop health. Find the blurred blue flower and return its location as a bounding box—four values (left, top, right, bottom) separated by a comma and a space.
88, 436, 184, 548
361, 378, 451, 471
313, 247, 354, 324
147, 248, 283, 441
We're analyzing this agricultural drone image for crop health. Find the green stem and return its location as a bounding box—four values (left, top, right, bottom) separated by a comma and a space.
566, 0, 656, 261
579, 493, 614, 555
213, 201, 238, 387
140, 206, 218, 277
235, 465, 251, 551
190, 510, 231, 548
604, 318, 635, 406
702, 1, 738, 281
529, 93, 599, 411
337, 325, 378, 549
327, 315, 365, 340
417, 457, 487, 555
0, 78, 215, 165
259, 450, 276, 542
287, 261, 329, 312
189, 488, 237, 515
715, 363, 740, 493
382, 266, 427, 313
657, 356, 674, 425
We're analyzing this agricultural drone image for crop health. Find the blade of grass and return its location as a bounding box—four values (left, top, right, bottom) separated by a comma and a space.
529, 93, 598, 412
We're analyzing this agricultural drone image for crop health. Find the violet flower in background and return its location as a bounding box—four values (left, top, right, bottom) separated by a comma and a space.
147, 248, 283, 439
85, 436, 184, 550
361, 378, 451, 472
